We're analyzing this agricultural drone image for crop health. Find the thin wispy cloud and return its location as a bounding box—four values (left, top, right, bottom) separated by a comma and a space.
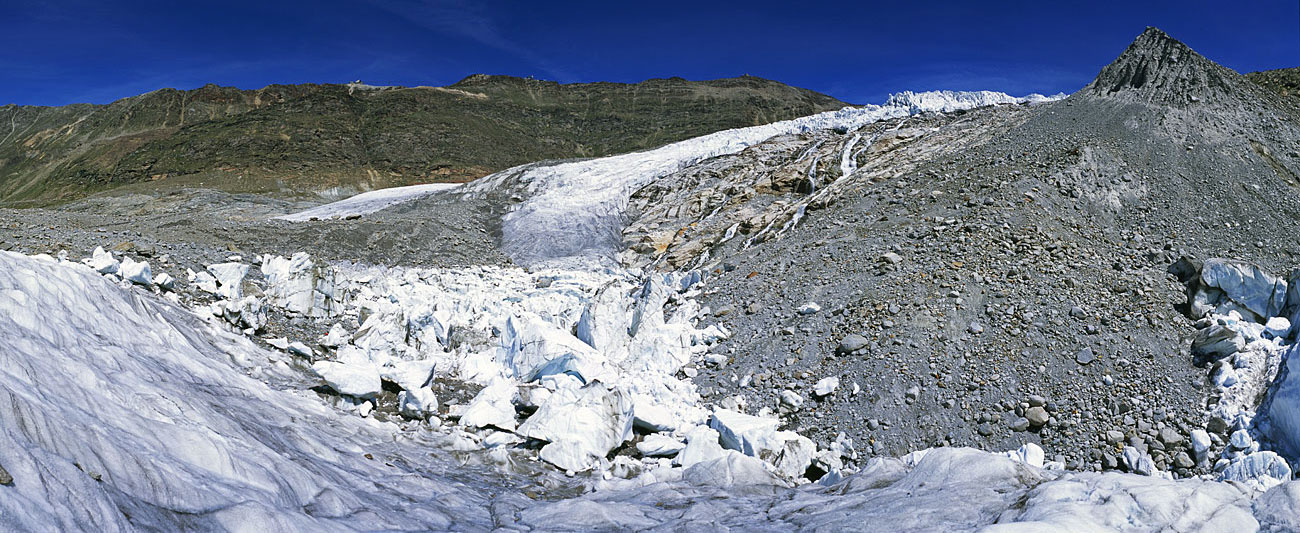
370, 0, 576, 82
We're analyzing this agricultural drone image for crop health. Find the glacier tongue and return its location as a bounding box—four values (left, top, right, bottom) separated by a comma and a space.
457, 90, 1060, 268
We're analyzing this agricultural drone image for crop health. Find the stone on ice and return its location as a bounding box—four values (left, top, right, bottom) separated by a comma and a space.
1190, 324, 1245, 364
312, 361, 382, 399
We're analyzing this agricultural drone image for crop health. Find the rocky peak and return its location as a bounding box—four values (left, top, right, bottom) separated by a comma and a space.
1084, 27, 1240, 106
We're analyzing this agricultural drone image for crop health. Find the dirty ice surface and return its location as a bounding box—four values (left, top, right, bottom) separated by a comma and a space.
276, 183, 463, 221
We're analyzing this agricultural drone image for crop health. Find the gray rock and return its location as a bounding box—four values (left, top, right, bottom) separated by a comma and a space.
1123, 446, 1155, 476
1190, 325, 1244, 364
1026, 406, 1050, 427
1027, 395, 1047, 407
1105, 430, 1125, 445
1158, 427, 1184, 446
1174, 451, 1195, 469
836, 334, 870, 354
881, 252, 903, 264
0, 463, 10, 485
1010, 417, 1031, 432
1075, 347, 1096, 365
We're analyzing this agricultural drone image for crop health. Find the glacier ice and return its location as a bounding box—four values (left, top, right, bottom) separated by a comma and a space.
275, 182, 463, 221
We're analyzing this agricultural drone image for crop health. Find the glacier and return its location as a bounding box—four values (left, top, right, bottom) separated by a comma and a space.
13, 85, 1300, 530
280, 90, 1062, 268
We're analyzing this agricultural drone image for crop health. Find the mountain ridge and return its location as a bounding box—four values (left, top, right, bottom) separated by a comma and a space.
0, 75, 847, 205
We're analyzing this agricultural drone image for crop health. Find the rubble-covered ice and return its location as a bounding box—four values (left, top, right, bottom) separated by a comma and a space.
275, 182, 463, 221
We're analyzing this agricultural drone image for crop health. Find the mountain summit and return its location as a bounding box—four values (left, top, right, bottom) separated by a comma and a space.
1084, 27, 1240, 106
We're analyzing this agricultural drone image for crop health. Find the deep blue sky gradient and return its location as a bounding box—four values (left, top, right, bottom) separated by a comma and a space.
3, 0, 1298, 106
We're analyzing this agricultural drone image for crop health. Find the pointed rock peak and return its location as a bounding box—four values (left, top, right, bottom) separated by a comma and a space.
1085, 27, 1241, 106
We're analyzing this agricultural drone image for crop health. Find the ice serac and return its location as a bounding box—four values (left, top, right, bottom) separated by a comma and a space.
0, 251, 490, 530
516, 382, 634, 472
261, 253, 339, 317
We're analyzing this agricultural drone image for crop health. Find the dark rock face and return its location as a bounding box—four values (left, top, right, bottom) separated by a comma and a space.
1085, 27, 1239, 106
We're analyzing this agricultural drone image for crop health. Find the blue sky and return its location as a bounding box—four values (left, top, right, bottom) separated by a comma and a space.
3, 0, 1297, 106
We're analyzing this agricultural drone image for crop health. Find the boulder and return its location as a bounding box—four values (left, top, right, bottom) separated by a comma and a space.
1190, 325, 1244, 365
836, 334, 870, 354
